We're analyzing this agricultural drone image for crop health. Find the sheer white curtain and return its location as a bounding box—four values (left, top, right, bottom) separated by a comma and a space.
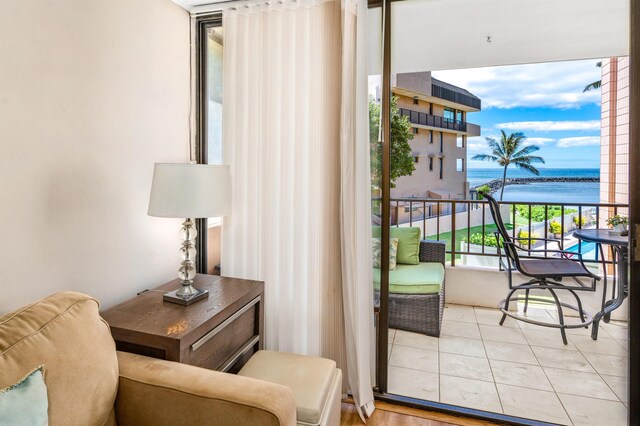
222, 0, 375, 416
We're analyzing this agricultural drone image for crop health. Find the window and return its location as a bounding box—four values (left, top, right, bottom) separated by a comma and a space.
413, 127, 419, 134
429, 156, 433, 171
456, 110, 464, 122
444, 107, 455, 122
202, 24, 224, 165
439, 157, 443, 179
429, 103, 433, 115
195, 15, 224, 275
457, 135, 465, 147
414, 156, 419, 163
457, 158, 465, 172
429, 130, 433, 144
439, 132, 443, 152
413, 96, 419, 105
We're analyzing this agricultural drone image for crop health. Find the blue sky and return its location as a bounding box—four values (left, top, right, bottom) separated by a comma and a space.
432, 59, 602, 169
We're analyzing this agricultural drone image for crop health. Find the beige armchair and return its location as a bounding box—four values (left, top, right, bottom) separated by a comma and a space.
0, 292, 297, 426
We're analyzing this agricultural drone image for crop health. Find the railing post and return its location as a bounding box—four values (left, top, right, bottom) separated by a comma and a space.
451, 201, 456, 267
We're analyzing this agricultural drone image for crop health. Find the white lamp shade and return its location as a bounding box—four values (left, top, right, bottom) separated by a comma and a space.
148, 163, 231, 218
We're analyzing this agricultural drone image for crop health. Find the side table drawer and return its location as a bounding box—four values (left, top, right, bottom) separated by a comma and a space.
187, 296, 261, 371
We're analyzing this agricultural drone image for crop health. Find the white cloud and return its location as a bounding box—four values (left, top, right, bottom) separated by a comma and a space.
556, 136, 600, 148
432, 59, 601, 109
468, 135, 554, 152
468, 135, 600, 151
466, 136, 491, 151
496, 120, 600, 131
523, 137, 555, 145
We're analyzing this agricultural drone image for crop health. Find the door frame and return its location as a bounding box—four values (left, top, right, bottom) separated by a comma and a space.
372, 0, 638, 424
194, 13, 223, 274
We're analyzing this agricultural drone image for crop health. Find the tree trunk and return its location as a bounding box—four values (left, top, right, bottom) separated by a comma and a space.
500, 165, 508, 200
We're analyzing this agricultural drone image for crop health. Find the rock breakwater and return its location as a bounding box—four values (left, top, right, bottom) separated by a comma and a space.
473, 177, 599, 194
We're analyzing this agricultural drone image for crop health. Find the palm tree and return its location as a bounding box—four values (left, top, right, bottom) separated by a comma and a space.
583, 61, 602, 92
472, 130, 545, 200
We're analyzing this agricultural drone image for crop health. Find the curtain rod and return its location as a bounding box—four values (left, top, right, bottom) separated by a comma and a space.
190, 0, 301, 15
190, 0, 385, 14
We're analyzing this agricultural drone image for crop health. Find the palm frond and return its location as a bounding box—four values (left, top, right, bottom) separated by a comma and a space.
583, 80, 601, 92
515, 155, 545, 165
510, 132, 526, 151
513, 145, 541, 158
472, 154, 500, 162
514, 162, 541, 175
485, 137, 505, 157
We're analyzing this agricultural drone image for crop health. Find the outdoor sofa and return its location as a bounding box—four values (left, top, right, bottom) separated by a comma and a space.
373, 227, 446, 337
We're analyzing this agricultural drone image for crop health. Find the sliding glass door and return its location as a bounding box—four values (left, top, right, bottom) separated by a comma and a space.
374, 1, 636, 425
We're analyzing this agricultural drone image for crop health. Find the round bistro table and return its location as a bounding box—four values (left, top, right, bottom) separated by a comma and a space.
573, 229, 628, 340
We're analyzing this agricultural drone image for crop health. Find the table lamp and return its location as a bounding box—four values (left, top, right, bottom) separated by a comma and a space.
148, 163, 231, 305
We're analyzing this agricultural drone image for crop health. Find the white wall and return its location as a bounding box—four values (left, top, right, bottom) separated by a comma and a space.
447, 266, 628, 322
0, 0, 190, 313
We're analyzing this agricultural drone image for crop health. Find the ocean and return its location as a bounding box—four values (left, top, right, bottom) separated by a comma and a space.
468, 168, 601, 204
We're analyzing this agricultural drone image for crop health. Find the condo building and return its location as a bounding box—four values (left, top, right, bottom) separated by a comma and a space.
389, 72, 480, 200
600, 57, 629, 216
383, 72, 481, 223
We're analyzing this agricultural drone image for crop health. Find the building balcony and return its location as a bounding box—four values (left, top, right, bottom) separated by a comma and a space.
375, 197, 629, 424
398, 108, 481, 136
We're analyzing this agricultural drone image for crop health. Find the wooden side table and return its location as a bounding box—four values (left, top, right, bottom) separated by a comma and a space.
101, 274, 264, 373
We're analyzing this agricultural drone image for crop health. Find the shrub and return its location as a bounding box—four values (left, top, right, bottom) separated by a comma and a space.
517, 230, 540, 246
514, 205, 577, 223
573, 216, 587, 227
463, 232, 501, 248
549, 221, 562, 234
518, 230, 539, 239
476, 185, 491, 200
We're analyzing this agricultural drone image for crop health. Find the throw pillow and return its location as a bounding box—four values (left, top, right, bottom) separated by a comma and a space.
372, 237, 399, 270
0, 366, 48, 426
372, 226, 421, 265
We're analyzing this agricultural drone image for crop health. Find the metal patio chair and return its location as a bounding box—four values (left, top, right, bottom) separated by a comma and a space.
482, 192, 600, 344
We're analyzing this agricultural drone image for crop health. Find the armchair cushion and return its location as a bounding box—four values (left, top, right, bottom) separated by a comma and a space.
0, 292, 119, 426
116, 351, 297, 426
373, 262, 444, 294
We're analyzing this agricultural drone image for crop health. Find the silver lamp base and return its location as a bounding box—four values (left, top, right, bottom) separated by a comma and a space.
163, 218, 209, 306
163, 285, 209, 306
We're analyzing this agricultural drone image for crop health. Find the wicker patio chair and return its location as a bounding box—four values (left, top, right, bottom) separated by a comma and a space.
375, 240, 446, 337
482, 192, 600, 344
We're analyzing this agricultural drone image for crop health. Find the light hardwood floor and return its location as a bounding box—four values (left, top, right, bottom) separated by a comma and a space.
340, 400, 498, 426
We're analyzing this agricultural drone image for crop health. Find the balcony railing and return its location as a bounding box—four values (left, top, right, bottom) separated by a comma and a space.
373, 198, 628, 267
398, 108, 468, 132
431, 81, 482, 110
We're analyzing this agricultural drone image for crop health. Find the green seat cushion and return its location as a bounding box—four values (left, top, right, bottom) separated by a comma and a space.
373, 262, 444, 294
372, 226, 420, 265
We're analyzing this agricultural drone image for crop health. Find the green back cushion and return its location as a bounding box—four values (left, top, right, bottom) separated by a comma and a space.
372, 226, 421, 265
373, 263, 444, 294
0, 366, 48, 426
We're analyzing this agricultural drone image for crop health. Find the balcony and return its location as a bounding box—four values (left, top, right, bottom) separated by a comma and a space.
398, 108, 481, 136
378, 197, 629, 424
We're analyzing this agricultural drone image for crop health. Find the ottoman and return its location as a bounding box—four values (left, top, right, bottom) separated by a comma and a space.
238, 351, 342, 426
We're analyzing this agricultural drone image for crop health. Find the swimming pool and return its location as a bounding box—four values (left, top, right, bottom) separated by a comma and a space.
566, 240, 597, 258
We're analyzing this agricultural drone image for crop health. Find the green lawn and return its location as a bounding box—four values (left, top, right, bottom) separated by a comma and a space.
510, 205, 577, 226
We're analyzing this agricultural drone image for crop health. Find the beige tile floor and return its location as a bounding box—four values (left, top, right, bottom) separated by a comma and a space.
387, 304, 629, 426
